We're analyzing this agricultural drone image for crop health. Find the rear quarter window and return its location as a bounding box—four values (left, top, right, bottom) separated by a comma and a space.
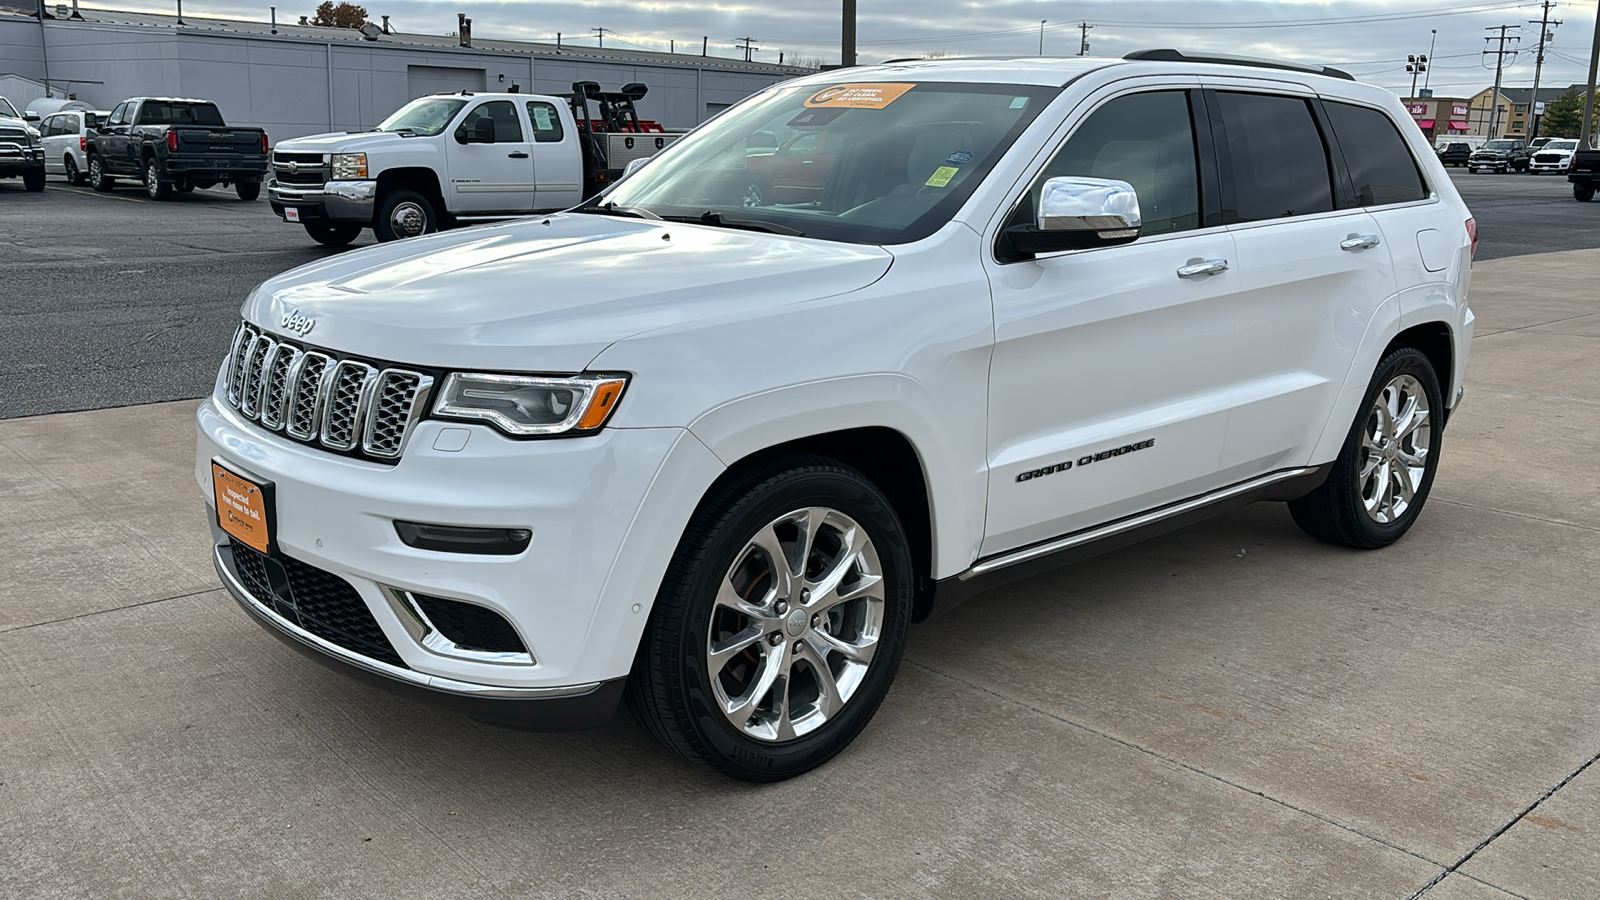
1324, 101, 1428, 206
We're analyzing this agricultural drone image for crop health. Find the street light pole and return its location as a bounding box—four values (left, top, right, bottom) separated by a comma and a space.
1581, 0, 1600, 148
1424, 29, 1437, 91
1039, 20, 1046, 56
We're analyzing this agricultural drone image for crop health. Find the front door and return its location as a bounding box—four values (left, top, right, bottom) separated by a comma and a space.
981, 86, 1243, 556
445, 99, 536, 214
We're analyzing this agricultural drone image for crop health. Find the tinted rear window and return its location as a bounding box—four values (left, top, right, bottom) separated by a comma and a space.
137, 102, 226, 126
1324, 102, 1427, 206
1213, 92, 1334, 223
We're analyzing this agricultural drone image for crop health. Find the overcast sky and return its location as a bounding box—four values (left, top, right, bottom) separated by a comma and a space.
118, 0, 1598, 99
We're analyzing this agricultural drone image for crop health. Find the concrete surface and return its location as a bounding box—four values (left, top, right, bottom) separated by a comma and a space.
1, 168, 1593, 420
2, 248, 1598, 898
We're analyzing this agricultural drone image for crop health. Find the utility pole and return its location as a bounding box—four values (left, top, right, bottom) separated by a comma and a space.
1527, 1, 1562, 140
1407, 53, 1428, 100
1038, 20, 1046, 56
842, 0, 856, 67
591, 26, 610, 48
1483, 25, 1521, 139
735, 37, 759, 62
1582, 0, 1600, 148
1078, 21, 1094, 56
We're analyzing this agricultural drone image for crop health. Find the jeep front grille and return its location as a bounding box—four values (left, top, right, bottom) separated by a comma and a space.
221, 322, 433, 463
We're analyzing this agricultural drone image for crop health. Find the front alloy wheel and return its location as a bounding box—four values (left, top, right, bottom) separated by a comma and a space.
628, 454, 913, 781
1356, 374, 1431, 524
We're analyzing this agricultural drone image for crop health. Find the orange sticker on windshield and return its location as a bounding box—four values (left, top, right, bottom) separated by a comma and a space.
804, 83, 915, 109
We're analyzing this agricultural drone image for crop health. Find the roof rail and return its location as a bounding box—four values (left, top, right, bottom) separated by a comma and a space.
1123, 48, 1354, 82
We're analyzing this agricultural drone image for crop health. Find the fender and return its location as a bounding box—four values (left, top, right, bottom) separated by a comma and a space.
687, 373, 987, 581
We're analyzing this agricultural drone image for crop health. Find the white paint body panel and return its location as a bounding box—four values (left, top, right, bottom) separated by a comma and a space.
201, 57, 1475, 695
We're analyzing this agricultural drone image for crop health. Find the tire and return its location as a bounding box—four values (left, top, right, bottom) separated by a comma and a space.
235, 180, 261, 201
304, 222, 362, 247
22, 167, 45, 192
1467, 167, 1478, 174
63, 155, 84, 186
627, 454, 914, 781
1576, 185, 1595, 203
144, 159, 171, 200
88, 154, 114, 192
372, 189, 437, 241
1289, 347, 1444, 549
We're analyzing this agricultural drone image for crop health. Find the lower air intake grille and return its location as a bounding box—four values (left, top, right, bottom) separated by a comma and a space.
227, 541, 408, 669
413, 594, 528, 654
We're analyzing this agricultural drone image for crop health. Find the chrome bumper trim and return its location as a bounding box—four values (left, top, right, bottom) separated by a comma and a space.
213, 542, 602, 700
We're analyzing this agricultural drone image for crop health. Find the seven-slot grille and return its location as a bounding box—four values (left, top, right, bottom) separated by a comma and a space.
222, 322, 433, 463
1533, 152, 1565, 164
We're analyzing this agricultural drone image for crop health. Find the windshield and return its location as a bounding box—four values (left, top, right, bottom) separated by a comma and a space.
1483, 141, 1517, 151
377, 98, 468, 136
593, 81, 1060, 245
0, 97, 18, 119
1546, 140, 1579, 151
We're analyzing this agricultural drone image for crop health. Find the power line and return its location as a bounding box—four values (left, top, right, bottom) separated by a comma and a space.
591, 26, 610, 48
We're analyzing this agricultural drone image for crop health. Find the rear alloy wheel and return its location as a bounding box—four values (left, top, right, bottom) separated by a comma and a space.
304, 222, 362, 247
628, 455, 913, 781
1576, 185, 1595, 203
1290, 347, 1443, 549
63, 155, 84, 186
144, 160, 171, 200
88, 155, 113, 192
373, 189, 437, 241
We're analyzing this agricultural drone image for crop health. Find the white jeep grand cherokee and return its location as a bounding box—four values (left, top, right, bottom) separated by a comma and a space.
198, 51, 1475, 781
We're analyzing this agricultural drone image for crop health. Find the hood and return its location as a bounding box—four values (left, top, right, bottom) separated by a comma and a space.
274, 131, 411, 153
243, 214, 894, 372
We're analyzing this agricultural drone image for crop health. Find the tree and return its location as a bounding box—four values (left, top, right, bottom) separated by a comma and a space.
310, 1, 368, 28
1538, 89, 1587, 138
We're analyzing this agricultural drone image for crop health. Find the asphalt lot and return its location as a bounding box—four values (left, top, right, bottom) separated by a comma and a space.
1, 168, 1597, 419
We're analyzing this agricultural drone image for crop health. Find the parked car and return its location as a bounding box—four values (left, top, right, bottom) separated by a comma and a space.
1467, 139, 1529, 173
199, 50, 1474, 781
1568, 147, 1600, 201
1528, 136, 1553, 151
267, 83, 684, 246
88, 97, 268, 200
1528, 138, 1581, 174
0, 95, 46, 192
40, 108, 108, 185
1436, 141, 1472, 167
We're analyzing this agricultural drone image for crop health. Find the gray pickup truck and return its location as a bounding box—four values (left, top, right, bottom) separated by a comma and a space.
0, 96, 46, 192
88, 98, 269, 200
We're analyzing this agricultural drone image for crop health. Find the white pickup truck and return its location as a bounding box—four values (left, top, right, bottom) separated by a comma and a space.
268, 84, 684, 245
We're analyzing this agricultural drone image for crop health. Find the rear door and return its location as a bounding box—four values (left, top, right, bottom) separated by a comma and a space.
445, 99, 536, 214
1200, 83, 1396, 475
41, 115, 66, 173
525, 99, 582, 210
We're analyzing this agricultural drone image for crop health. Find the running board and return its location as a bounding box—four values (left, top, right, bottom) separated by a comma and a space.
919, 464, 1330, 621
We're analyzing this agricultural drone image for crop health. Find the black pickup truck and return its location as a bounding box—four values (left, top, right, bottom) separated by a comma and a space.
88, 98, 268, 200
1569, 148, 1600, 202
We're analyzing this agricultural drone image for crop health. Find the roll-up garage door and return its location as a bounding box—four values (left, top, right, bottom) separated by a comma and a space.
407, 65, 487, 99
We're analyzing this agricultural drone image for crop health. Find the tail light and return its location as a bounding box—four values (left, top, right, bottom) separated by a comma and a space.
261, 132, 269, 154
166, 130, 178, 152
1465, 218, 1478, 257
79, 136, 86, 152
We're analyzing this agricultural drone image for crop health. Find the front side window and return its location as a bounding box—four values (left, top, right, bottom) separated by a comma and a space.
525, 101, 563, 143
376, 98, 467, 137
1323, 101, 1427, 206
1029, 90, 1201, 237
108, 103, 128, 126
1213, 92, 1334, 223
458, 101, 523, 143
594, 81, 1058, 245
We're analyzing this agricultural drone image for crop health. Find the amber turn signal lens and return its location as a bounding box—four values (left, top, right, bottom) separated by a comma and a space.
576, 379, 627, 430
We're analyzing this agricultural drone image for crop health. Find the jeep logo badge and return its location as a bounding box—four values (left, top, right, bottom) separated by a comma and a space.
281, 309, 316, 336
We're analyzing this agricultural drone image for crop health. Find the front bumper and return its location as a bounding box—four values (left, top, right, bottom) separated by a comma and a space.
1529, 161, 1570, 173
196, 394, 722, 718
269, 180, 376, 224
0, 145, 44, 172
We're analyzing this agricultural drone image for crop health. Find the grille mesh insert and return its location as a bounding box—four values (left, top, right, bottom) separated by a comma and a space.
413, 594, 529, 654
228, 542, 408, 669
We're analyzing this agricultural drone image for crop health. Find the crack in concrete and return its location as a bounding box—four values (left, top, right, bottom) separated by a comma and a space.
903, 658, 1446, 871
1430, 497, 1600, 535
1407, 747, 1600, 899
0, 587, 218, 635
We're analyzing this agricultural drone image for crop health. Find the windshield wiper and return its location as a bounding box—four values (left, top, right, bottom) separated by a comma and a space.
664, 211, 809, 238
573, 200, 662, 221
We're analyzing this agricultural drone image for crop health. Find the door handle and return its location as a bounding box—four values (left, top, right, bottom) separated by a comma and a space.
1177, 258, 1229, 278
507, 151, 530, 158
1341, 234, 1381, 251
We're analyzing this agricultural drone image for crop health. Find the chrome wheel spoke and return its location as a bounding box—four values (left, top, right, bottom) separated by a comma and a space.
723, 641, 788, 721
713, 575, 775, 623
806, 627, 875, 667
708, 623, 766, 673
748, 524, 797, 600
1357, 373, 1432, 526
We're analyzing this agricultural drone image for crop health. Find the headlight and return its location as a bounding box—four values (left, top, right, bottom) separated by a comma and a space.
331, 152, 368, 180
433, 373, 628, 436
25, 127, 40, 141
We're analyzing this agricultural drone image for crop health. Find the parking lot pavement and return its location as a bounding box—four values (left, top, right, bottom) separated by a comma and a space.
2, 168, 1597, 420
2, 250, 1598, 898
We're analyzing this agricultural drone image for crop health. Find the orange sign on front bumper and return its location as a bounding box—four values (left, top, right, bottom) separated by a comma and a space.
213, 461, 272, 554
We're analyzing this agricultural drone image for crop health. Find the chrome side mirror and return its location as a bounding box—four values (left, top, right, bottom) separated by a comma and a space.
1000, 176, 1142, 262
